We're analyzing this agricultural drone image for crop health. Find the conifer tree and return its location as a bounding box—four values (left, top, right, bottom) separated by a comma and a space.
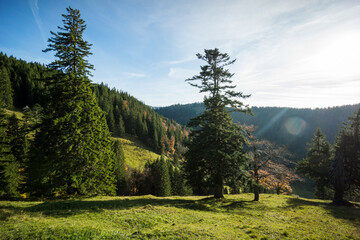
1, 114, 27, 198
150, 155, 171, 196
158, 155, 171, 197
184, 49, 251, 198
296, 128, 332, 199
0, 66, 13, 109
28, 7, 115, 196
332, 108, 360, 204
113, 139, 127, 195
0, 97, 10, 197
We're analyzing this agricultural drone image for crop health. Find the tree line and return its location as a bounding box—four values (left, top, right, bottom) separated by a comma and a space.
297, 112, 360, 203
156, 103, 360, 158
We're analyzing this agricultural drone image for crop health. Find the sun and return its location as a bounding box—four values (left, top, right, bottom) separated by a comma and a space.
310, 32, 360, 78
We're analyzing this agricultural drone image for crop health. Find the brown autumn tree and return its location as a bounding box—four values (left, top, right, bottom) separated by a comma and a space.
244, 125, 301, 200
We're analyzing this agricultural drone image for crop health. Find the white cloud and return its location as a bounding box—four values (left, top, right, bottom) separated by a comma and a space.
124, 72, 146, 78
164, 56, 196, 65
168, 67, 197, 80
28, 0, 46, 44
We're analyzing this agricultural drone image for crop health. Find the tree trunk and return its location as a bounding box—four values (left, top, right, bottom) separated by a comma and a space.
254, 185, 259, 201
333, 152, 345, 204
213, 175, 224, 198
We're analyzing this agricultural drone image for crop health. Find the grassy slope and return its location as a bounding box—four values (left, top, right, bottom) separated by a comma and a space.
4, 109, 159, 169
1, 194, 359, 239
115, 135, 160, 169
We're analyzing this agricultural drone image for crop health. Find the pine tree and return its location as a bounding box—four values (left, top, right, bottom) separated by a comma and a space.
296, 128, 333, 199
28, 7, 115, 196
157, 155, 171, 197
332, 108, 360, 204
113, 139, 127, 195
0, 97, 10, 197
0, 65, 13, 109
1, 114, 27, 198
184, 49, 251, 198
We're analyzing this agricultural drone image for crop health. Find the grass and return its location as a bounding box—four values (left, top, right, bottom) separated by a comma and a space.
1, 194, 359, 239
114, 135, 160, 169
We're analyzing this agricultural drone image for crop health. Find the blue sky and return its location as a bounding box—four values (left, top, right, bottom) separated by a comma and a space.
1, 0, 359, 108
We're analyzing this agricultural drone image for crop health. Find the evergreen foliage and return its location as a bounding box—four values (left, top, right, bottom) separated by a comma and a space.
93, 83, 189, 156
0, 51, 189, 157
0, 114, 27, 198
28, 7, 115, 196
332, 108, 360, 203
147, 155, 171, 197
0, 65, 13, 109
0, 98, 11, 198
112, 139, 127, 195
0, 52, 50, 108
296, 128, 333, 199
157, 155, 172, 197
185, 49, 251, 198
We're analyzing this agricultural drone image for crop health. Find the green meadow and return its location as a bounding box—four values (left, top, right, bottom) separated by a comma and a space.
1, 194, 359, 239
115, 136, 160, 169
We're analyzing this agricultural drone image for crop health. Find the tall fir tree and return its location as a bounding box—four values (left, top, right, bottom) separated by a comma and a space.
112, 139, 127, 195
0, 65, 13, 109
157, 155, 171, 197
332, 108, 360, 204
0, 97, 10, 197
296, 128, 333, 199
27, 7, 115, 196
184, 49, 251, 198
1, 114, 27, 198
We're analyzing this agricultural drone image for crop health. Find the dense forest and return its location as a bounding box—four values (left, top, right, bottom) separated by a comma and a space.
0, 52, 189, 157
156, 103, 360, 158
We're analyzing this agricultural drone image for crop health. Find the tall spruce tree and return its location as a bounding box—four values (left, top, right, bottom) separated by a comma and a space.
157, 155, 171, 197
0, 66, 13, 109
332, 108, 360, 204
0, 97, 9, 197
184, 49, 251, 198
112, 139, 127, 195
296, 128, 332, 199
1, 114, 27, 198
27, 7, 115, 196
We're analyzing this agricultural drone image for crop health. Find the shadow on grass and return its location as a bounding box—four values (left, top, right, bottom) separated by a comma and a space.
286, 197, 360, 223
0, 196, 255, 220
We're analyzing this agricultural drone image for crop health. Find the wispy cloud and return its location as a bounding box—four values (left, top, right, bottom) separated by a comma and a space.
168, 68, 197, 80
5, 0, 359, 108
28, 0, 46, 44
164, 56, 196, 65
124, 72, 146, 78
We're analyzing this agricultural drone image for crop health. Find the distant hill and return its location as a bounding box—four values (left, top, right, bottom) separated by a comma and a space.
156, 102, 360, 159
0, 52, 188, 156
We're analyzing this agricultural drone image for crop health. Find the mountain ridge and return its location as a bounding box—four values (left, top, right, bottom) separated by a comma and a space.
155, 102, 360, 159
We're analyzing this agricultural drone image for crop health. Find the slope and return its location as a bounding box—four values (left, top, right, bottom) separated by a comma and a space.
114, 136, 160, 169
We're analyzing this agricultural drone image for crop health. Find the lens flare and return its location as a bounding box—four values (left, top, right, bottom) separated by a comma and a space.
285, 117, 306, 135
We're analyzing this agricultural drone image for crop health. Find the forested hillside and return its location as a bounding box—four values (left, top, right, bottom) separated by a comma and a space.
0, 52, 188, 157
156, 103, 360, 158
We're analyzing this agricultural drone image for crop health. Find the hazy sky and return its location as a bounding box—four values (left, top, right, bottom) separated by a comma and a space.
1, 0, 359, 108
